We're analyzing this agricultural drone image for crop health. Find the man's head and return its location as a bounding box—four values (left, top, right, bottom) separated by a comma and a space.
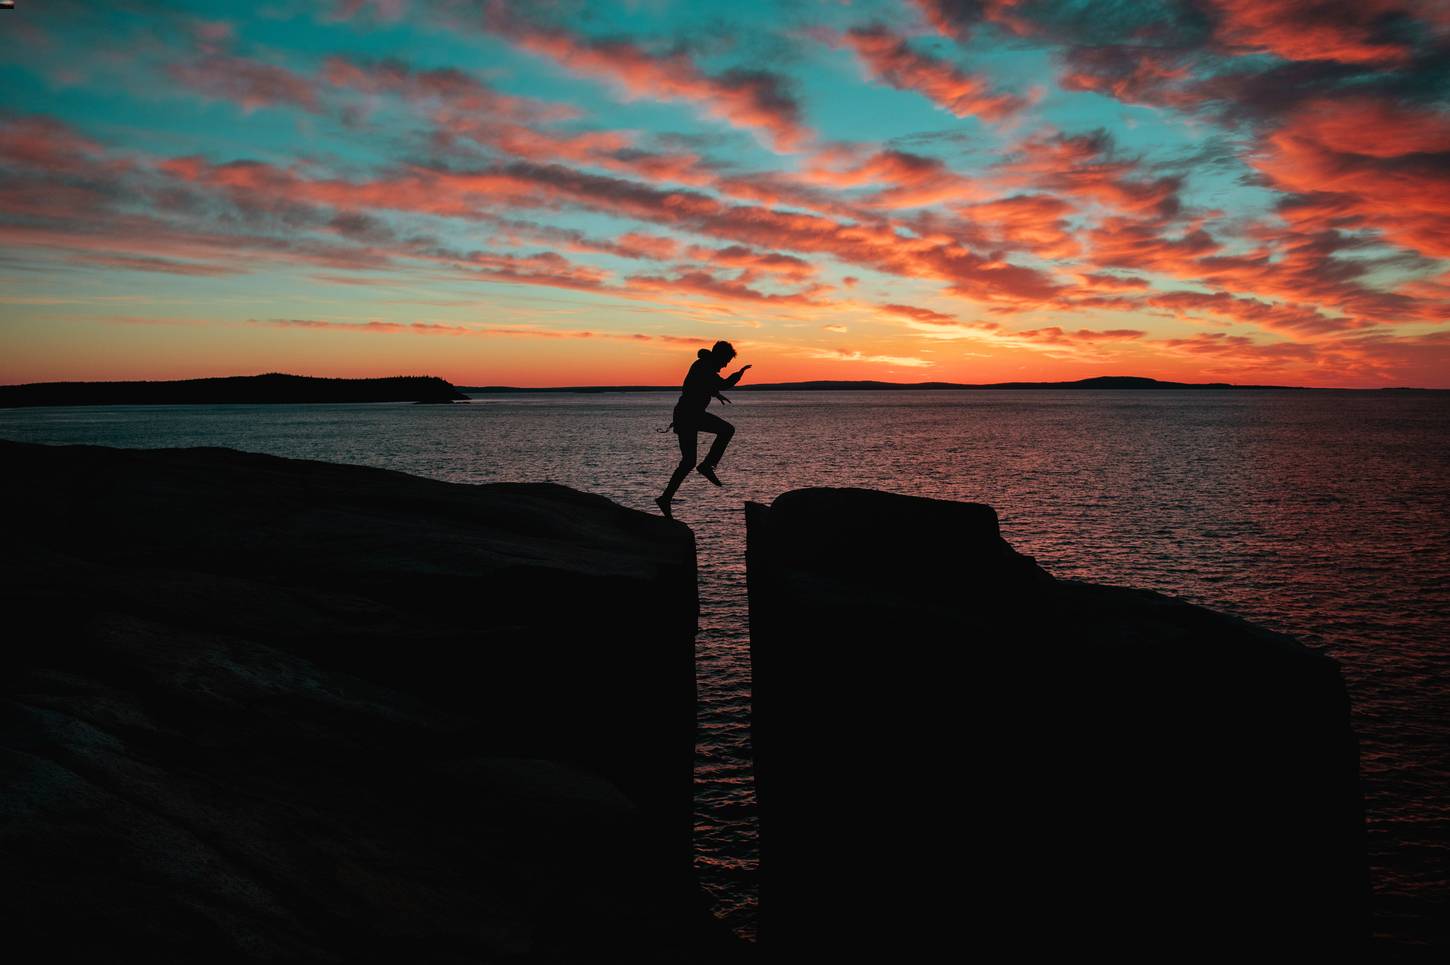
710, 340, 737, 368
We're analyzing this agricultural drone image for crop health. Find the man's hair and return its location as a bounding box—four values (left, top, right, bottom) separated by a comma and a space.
711, 340, 737, 359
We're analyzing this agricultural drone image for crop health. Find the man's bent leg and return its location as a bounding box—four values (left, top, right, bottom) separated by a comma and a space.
698, 413, 735, 469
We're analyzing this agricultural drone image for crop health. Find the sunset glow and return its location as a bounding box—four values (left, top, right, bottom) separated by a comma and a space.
2, 0, 1448, 387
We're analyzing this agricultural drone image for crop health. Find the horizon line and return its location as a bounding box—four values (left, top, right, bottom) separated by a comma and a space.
3, 373, 1446, 393
460, 377, 1445, 393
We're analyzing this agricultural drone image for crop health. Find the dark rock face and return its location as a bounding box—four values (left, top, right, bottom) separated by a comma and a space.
746, 488, 1367, 956
0, 441, 709, 962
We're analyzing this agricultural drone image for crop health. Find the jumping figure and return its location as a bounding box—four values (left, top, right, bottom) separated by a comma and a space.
656, 341, 750, 518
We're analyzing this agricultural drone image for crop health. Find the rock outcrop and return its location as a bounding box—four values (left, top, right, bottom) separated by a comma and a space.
746, 488, 1366, 956
0, 441, 717, 962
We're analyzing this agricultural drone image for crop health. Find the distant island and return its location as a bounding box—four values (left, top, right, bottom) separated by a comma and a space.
464, 376, 1438, 393
0, 373, 468, 408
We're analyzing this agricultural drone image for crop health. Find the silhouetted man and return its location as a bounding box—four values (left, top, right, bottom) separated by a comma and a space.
656, 340, 750, 518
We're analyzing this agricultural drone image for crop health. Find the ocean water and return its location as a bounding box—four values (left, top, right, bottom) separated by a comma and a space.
3, 390, 1447, 952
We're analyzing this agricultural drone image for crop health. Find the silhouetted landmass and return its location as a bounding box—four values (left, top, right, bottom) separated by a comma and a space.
468, 384, 683, 394
0, 441, 744, 962
0, 373, 468, 407
464, 375, 1443, 392
745, 488, 1367, 957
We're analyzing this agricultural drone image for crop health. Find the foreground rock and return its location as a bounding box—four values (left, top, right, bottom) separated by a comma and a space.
0, 441, 727, 962
746, 488, 1366, 956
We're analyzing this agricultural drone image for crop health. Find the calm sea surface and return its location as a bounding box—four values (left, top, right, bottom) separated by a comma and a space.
3, 390, 1447, 951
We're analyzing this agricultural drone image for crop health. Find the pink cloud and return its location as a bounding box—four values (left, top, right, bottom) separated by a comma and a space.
841, 25, 1027, 122
323, 56, 577, 121
251, 318, 705, 345
683, 245, 817, 281
1013, 326, 1147, 345
168, 54, 319, 114
801, 148, 985, 209
616, 232, 680, 260
626, 270, 829, 306
1251, 97, 1450, 258
1208, 0, 1417, 65
1147, 289, 1369, 335
878, 303, 959, 325
486, 5, 811, 152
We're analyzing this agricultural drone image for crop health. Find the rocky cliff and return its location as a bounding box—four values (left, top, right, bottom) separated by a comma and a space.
746, 487, 1366, 956
0, 441, 717, 962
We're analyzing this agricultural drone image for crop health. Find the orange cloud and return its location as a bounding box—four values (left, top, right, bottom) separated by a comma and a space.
1015, 326, 1147, 344
1252, 97, 1450, 258
1086, 217, 1220, 274
256, 319, 475, 334
841, 25, 1026, 122
626, 270, 829, 306
1147, 289, 1367, 335
991, 130, 1185, 228
1058, 46, 1201, 111
323, 55, 576, 120
909, 0, 1038, 41
1077, 272, 1150, 290
0, 114, 114, 176
955, 193, 1081, 258
617, 232, 681, 261
169, 52, 318, 114
683, 245, 817, 281
878, 303, 958, 324
1209, 0, 1417, 65
251, 318, 706, 346
486, 4, 811, 152
801, 148, 986, 209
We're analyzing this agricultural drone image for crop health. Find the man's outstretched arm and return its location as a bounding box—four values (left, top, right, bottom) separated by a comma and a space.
718, 364, 752, 389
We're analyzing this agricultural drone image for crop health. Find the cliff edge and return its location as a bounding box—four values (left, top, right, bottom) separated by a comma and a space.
746, 487, 1366, 956
0, 441, 711, 962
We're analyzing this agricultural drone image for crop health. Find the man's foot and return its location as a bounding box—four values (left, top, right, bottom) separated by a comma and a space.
696, 464, 723, 487
655, 495, 673, 519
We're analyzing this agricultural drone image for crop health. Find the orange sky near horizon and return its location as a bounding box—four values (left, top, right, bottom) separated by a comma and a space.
8, 316, 1443, 388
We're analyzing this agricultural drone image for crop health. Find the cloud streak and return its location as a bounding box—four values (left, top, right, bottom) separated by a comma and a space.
485, 3, 812, 152
840, 25, 1027, 122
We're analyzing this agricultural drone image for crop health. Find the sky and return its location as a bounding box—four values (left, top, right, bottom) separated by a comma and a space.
1, 0, 1448, 387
